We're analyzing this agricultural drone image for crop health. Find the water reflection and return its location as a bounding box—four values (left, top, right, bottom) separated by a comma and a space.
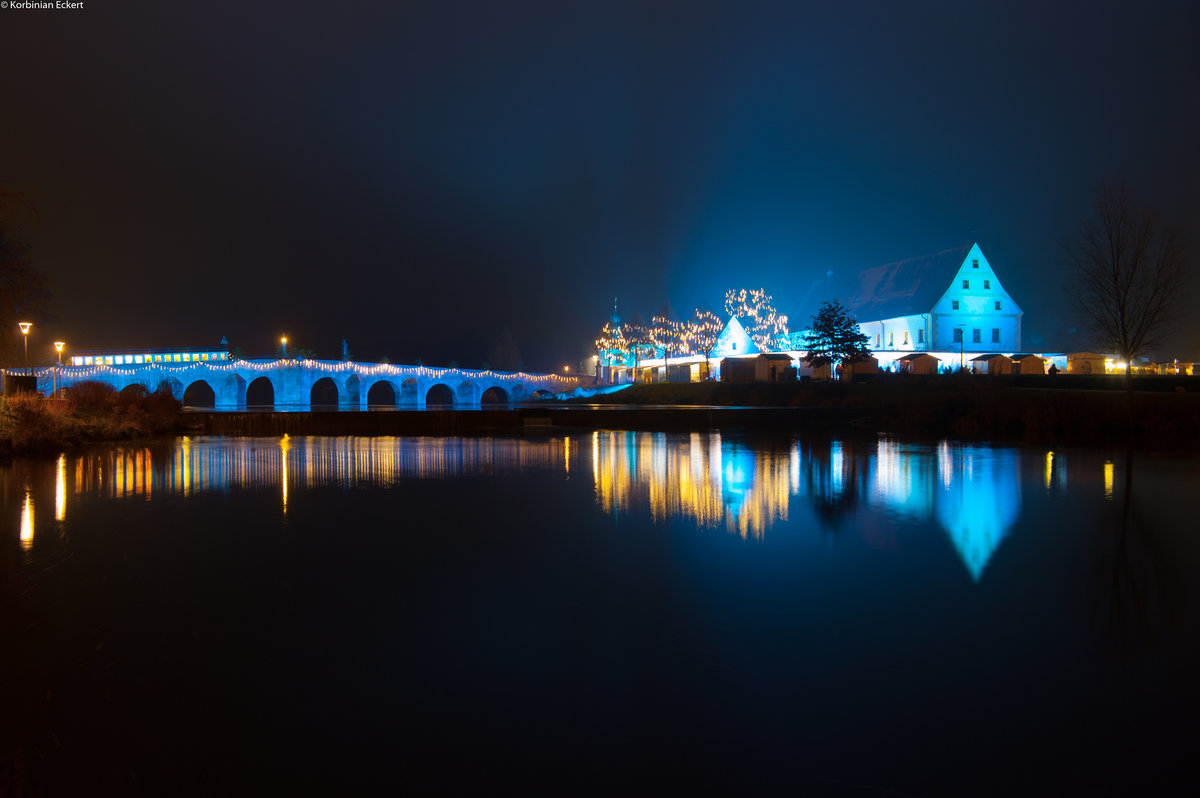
591, 433, 1025, 580
19, 491, 33, 549
3, 433, 1130, 585
25, 435, 575, 520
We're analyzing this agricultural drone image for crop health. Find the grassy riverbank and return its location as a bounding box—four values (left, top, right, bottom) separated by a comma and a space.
0, 383, 182, 456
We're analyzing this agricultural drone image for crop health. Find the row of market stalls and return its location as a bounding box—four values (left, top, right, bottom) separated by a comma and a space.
602, 351, 1180, 384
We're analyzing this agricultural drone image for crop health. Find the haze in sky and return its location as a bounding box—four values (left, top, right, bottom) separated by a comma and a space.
2, 0, 1197, 368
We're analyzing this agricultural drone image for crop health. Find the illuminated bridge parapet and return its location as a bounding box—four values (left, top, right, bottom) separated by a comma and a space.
29, 358, 580, 410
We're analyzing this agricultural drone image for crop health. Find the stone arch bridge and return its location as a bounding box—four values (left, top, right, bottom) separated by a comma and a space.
32, 359, 581, 410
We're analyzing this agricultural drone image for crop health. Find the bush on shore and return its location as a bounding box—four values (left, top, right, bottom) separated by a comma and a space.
0, 381, 182, 455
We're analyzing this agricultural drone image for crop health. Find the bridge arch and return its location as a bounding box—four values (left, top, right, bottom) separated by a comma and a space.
247, 376, 275, 409
481, 386, 508, 407
183, 379, 216, 409
366, 379, 397, 409
310, 377, 339, 410
426, 383, 453, 407
119, 383, 150, 402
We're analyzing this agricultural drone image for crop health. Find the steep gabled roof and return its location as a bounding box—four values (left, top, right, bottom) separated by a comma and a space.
845, 245, 973, 322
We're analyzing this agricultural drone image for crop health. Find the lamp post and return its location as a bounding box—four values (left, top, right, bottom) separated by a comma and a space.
54, 341, 65, 397
281, 335, 287, 358
18, 322, 31, 376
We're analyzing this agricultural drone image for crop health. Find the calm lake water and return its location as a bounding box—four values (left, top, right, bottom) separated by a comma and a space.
2, 432, 1198, 795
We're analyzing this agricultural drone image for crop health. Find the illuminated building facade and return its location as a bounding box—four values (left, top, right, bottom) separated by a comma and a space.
848, 242, 1023, 357
69, 346, 231, 367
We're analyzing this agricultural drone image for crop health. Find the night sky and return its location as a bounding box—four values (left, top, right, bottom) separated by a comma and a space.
2, 1, 1197, 369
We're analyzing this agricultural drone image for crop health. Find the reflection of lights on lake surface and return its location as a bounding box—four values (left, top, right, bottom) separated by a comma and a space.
20, 434, 1031, 582
20, 491, 33, 549
56, 454, 66, 521
935, 446, 1020, 581
280, 434, 291, 515
1104, 461, 1114, 500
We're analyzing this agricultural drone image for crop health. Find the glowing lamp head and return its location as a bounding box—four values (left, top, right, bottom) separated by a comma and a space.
54, 341, 65, 353
18, 322, 31, 335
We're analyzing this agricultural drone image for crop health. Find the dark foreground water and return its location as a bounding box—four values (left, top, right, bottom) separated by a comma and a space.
2, 432, 1198, 795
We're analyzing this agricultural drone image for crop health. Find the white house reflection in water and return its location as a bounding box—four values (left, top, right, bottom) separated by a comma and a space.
591, 433, 1023, 580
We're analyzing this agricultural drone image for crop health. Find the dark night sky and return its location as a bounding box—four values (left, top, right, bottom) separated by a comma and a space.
2, 0, 1197, 368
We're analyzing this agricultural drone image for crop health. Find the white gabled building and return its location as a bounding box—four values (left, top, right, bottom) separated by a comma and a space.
711, 316, 759, 358
849, 243, 1023, 355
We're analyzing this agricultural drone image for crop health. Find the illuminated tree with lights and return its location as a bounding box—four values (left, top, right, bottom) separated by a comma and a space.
623, 317, 656, 381
681, 308, 723, 379
649, 314, 688, 376
594, 320, 627, 366
803, 300, 871, 369
725, 288, 788, 351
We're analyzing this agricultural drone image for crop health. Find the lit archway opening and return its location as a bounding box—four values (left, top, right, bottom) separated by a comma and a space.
425, 384, 453, 407
310, 377, 340, 411
481, 386, 509, 407
367, 381, 397, 409
247, 377, 275, 410
182, 380, 215, 409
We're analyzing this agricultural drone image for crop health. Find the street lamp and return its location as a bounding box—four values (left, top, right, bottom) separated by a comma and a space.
18, 322, 31, 376
281, 335, 287, 358
54, 341, 65, 397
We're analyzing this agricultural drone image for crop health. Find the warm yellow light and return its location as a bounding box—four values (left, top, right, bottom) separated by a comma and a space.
20, 492, 33, 548
18, 322, 31, 335
54, 341, 65, 353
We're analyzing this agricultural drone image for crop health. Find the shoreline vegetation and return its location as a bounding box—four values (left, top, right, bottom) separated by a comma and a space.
3, 376, 1199, 457
0, 382, 181, 457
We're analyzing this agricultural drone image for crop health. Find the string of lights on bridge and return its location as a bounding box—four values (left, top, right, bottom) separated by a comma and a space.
10, 358, 577, 385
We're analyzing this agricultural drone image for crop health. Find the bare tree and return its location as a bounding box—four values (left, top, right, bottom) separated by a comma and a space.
1066, 181, 1187, 373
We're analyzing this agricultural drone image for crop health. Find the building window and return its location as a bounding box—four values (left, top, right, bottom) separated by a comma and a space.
875, 335, 880, 348
953, 328, 963, 344
995, 300, 1002, 310
903, 331, 909, 345
918, 329, 925, 344
888, 332, 894, 347
972, 258, 979, 269
732, 342, 736, 351
984, 280, 990, 289
952, 300, 960, 310
972, 328, 981, 343
962, 279, 969, 289
992, 328, 1000, 343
